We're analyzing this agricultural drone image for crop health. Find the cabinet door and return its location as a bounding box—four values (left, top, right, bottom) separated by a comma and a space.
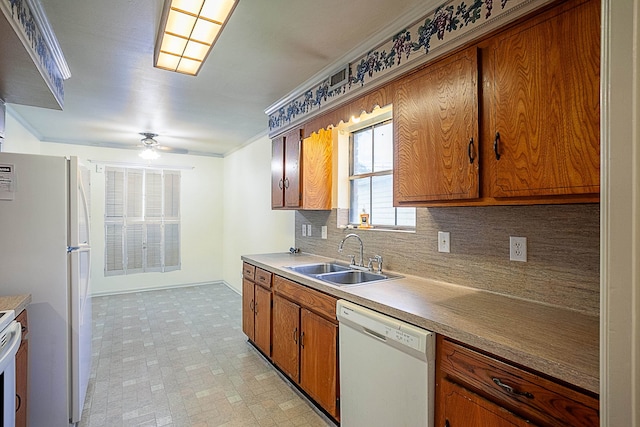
394, 47, 479, 203
241, 279, 255, 341
488, 0, 600, 197
439, 379, 531, 427
15, 340, 28, 427
300, 308, 338, 418
284, 129, 302, 208
271, 136, 285, 208
253, 284, 271, 357
272, 295, 300, 382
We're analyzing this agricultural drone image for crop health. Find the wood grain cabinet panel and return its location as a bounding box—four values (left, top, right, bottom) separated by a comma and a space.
271, 275, 339, 420
272, 294, 300, 382
437, 337, 599, 427
439, 379, 531, 427
394, 47, 479, 203
241, 278, 256, 342
300, 308, 338, 417
271, 128, 332, 210
253, 285, 271, 356
15, 309, 28, 427
486, 0, 600, 198
242, 264, 271, 357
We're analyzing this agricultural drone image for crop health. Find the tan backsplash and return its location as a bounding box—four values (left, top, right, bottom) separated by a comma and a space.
295, 204, 600, 316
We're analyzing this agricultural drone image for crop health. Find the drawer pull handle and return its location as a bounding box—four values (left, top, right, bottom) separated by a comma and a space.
493, 132, 501, 160
468, 138, 475, 164
492, 377, 534, 399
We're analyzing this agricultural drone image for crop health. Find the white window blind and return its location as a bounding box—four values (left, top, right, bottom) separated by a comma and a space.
105, 167, 181, 276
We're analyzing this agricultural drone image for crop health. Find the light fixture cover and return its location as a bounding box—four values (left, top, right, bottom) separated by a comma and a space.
154, 0, 238, 76
139, 146, 160, 160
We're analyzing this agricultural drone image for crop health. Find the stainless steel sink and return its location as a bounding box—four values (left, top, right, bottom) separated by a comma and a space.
288, 263, 401, 286
288, 262, 351, 275
315, 270, 390, 286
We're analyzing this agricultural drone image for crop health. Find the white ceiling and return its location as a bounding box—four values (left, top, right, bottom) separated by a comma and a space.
8, 0, 426, 156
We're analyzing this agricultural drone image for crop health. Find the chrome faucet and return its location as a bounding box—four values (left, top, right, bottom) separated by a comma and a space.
338, 233, 364, 267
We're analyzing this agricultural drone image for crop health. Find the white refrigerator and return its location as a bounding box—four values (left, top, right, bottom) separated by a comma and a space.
0, 152, 92, 426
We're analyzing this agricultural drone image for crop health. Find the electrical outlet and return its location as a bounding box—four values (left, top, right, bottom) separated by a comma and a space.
438, 231, 450, 253
302, 224, 307, 237
307, 224, 312, 237
510, 236, 527, 262
321, 226, 327, 239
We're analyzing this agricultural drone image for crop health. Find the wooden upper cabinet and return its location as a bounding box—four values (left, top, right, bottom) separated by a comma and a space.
394, 47, 479, 204
271, 136, 285, 208
486, 0, 600, 198
271, 128, 332, 210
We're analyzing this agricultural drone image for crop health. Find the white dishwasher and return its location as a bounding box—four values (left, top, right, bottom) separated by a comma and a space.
337, 300, 435, 427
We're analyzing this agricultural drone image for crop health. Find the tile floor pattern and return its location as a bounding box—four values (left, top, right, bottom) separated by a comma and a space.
79, 283, 335, 427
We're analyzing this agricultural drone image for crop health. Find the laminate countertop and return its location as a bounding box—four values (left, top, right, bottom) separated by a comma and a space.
0, 294, 31, 314
242, 252, 599, 394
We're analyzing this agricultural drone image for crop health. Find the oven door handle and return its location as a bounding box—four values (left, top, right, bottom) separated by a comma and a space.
0, 322, 22, 372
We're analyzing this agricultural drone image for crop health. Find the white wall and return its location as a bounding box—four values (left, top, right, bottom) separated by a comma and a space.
4, 114, 225, 295
221, 134, 295, 292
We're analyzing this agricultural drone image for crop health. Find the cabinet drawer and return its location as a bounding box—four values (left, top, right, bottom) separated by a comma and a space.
440, 339, 598, 426
255, 268, 272, 289
16, 309, 28, 338
274, 275, 337, 322
242, 262, 256, 281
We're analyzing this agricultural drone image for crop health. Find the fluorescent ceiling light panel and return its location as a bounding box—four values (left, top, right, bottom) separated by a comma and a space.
154, 0, 238, 76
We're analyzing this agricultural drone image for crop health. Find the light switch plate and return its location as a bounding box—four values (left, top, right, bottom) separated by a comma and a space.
302, 224, 307, 237
307, 224, 312, 237
438, 231, 450, 253
321, 226, 327, 239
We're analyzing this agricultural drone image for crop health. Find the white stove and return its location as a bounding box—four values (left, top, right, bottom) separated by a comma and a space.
0, 308, 20, 427
0, 310, 16, 333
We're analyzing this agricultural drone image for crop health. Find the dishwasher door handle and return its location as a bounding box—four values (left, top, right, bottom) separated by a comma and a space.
362, 327, 386, 342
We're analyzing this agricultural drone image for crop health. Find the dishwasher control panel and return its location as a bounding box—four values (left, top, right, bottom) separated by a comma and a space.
337, 300, 434, 358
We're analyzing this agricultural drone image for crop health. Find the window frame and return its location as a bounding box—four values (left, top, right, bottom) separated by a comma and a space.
348, 119, 416, 230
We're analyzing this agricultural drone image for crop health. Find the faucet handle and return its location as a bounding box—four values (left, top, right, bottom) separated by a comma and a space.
374, 255, 383, 273
348, 254, 356, 266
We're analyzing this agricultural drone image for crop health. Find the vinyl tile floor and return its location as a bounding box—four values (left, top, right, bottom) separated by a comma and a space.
79, 283, 335, 427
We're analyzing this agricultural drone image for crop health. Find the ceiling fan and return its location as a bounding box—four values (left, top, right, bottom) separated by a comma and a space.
139, 132, 188, 159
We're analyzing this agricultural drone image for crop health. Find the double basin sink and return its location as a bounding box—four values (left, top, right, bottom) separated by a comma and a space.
288, 262, 401, 287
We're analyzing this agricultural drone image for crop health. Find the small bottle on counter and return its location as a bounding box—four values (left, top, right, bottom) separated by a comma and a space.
359, 209, 371, 228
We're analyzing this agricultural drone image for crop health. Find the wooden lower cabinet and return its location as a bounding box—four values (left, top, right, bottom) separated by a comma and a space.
242, 264, 272, 357
272, 294, 300, 381
436, 336, 599, 427
299, 308, 338, 417
15, 309, 28, 427
272, 276, 339, 420
440, 379, 531, 427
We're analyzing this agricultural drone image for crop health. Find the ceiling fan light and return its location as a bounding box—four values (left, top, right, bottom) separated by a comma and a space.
154, 0, 238, 76
139, 147, 160, 160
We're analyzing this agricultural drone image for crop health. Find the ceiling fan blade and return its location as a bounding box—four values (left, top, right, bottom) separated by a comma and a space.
156, 145, 189, 155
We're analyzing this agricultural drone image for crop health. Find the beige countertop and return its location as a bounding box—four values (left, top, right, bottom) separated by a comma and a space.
242, 252, 599, 394
0, 294, 31, 314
